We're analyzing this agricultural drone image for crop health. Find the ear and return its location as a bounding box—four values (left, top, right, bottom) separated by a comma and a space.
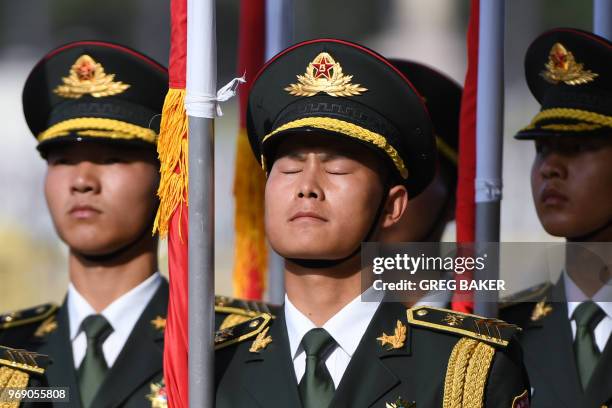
380, 184, 409, 229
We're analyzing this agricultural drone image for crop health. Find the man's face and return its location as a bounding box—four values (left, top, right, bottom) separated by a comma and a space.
44, 142, 159, 256
265, 134, 389, 260
531, 135, 612, 239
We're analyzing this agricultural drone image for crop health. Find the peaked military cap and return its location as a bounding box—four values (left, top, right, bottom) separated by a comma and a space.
246, 39, 437, 197
23, 40, 168, 155
389, 59, 461, 171
515, 28, 612, 139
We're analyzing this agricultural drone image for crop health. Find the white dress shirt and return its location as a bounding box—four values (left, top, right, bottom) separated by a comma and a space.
68, 272, 162, 369
564, 271, 612, 353
284, 288, 383, 388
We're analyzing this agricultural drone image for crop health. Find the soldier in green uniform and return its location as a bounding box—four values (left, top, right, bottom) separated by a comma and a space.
0, 41, 169, 408
500, 28, 612, 407
214, 39, 530, 407
381, 59, 461, 310
384, 59, 460, 244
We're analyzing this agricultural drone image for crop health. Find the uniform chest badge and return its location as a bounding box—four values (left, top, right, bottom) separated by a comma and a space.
386, 397, 416, 408
285, 52, 367, 97
377, 320, 407, 350
541, 42, 598, 86
53, 54, 130, 99
146, 380, 168, 408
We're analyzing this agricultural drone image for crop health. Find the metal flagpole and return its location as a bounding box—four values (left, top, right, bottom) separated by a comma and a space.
474, 0, 504, 317
265, 0, 294, 305
594, 0, 612, 39
187, 0, 216, 406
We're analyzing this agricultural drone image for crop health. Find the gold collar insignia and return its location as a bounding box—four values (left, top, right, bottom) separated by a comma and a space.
34, 315, 58, 338
530, 299, 553, 321
146, 380, 168, 408
151, 316, 167, 331
53, 54, 130, 99
377, 320, 407, 350
249, 326, 272, 353
541, 42, 599, 86
285, 52, 367, 97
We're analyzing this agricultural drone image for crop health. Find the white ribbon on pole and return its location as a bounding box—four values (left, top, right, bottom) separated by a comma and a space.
185, 75, 246, 118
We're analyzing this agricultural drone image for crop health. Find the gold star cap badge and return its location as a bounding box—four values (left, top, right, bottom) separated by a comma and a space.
285, 52, 367, 97
53, 54, 130, 99
540, 42, 599, 86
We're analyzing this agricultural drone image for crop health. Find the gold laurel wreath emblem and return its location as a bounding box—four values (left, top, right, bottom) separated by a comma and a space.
377, 320, 407, 350
285, 52, 367, 97
53, 54, 130, 99
540, 42, 599, 86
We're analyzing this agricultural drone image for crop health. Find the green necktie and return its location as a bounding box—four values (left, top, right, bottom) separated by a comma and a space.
78, 314, 113, 408
298, 328, 336, 408
572, 301, 605, 389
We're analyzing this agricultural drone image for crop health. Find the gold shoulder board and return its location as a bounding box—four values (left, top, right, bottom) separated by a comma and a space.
215, 296, 276, 329
0, 303, 59, 330
499, 282, 553, 309
215, 313, 273, 351
0, 346, 49, 406
407, 306, 520, 347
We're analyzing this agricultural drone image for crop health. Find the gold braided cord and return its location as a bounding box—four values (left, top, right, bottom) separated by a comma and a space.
37, 117, 158, 144
523, 108, 612, 131
0, 366, 29, 408
435, 136, 458, 166
462, 342, 496, 408
541, 123, 602, 132
262, 116, 409, 179
443, 337, 478, 408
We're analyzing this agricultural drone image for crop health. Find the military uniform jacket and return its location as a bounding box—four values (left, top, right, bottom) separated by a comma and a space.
501, 281, 612, 408
215, 301, 530, 408
0, 279, 169, 408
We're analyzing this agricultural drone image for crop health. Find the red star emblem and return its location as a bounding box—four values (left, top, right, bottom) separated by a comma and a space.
312, 56, 335, 79
76, 61, 96, 81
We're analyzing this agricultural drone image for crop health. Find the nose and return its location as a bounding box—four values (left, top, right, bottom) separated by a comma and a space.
296, 165, 325, 201
538, 151, 567, 180
70, 162, 101, 194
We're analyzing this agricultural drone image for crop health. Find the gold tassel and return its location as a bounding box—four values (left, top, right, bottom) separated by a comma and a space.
154, 88, 189, 238
232, 128, 268, 299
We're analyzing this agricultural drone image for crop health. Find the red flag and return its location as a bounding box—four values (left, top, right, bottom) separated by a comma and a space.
232, 0, 267, 300
155, 0, 189, 405
452, 0, 479, 313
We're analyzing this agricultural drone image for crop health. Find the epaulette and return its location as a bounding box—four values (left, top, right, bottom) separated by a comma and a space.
407, 306, 521, 347
214, 313, 272, 351
0, 345, 49, 405
499, 282, 553, 309
0, 303, 59, 330
215, 296, 276, 330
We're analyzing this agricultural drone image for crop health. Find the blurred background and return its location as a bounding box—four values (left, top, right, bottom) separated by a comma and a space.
0, 0, 592, 310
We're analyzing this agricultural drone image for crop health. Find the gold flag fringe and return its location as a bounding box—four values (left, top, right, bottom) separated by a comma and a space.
154, 88, 189, 238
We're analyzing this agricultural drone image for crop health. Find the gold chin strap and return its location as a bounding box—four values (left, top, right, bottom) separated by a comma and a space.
37, 117, 158, 144
443, 337, 495, 408
262, 116, 409, 179
521, 107, 612, 132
